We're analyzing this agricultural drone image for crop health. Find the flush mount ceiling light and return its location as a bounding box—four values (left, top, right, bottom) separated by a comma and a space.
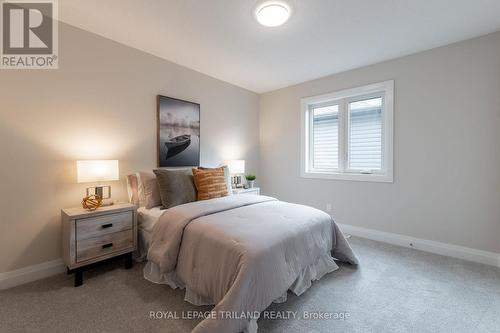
255, 1, 291, 27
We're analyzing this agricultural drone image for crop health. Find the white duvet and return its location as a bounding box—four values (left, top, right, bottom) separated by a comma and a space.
145, 195, 358, 333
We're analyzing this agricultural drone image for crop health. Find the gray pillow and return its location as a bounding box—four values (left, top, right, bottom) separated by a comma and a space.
153, 169, 197, 209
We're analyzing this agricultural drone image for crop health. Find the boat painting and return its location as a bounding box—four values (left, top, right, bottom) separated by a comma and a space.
164, 134, 191, 158
157, 95, 200, 167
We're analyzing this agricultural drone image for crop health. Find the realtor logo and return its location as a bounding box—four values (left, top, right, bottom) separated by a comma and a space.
1, 0, 58, 69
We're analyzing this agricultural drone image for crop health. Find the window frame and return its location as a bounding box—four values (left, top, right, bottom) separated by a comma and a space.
300, 80, 394, 183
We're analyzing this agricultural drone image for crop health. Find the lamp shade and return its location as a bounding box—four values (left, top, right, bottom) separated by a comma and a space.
77, 160, 119, 183
227, 160, 245, 174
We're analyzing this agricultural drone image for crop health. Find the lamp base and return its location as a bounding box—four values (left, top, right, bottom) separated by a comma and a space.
231, 175, 244, 189
86, 185, 111, 199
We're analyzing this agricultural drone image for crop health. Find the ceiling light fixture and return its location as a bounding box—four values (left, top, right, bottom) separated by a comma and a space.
255, 1, 291, 27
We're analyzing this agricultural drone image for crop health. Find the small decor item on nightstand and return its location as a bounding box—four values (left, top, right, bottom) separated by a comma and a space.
245, 174, 256, 188
81, 194, 102, 211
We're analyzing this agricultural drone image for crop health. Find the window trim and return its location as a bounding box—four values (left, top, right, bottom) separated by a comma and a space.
300, 80, 394, 183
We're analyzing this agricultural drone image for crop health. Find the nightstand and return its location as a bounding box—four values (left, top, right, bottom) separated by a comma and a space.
61, 203, 137, 287
232, 187, 260, 195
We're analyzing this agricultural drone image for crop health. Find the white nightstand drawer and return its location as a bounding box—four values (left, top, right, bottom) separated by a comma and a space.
76, 229, 134, 263
76, 211, 133, 241
232, 187, 260, 195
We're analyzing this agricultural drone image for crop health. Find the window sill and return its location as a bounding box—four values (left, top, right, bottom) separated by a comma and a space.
300, 171, 393, 183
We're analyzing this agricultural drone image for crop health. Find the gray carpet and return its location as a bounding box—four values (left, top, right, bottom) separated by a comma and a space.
1, 237, 499, 333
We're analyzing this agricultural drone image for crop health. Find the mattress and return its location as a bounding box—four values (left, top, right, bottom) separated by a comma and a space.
137, 206, 164, 232
135, 206, 165, 261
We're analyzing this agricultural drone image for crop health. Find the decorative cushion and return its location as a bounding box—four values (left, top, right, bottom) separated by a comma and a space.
153, 169, 197, 209
199, 165, 232, 195
192, 167, 229, 201
138, 172, 162, 209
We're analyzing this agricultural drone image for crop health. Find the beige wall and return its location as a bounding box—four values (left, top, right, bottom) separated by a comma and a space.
1, 23, 499, 274
260, 32, 500, 253
0, 23, 259, 273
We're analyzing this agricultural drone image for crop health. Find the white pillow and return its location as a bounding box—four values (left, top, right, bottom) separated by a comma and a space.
137, 171, 162, 209
223, 165, 233, 195
125, 173, 140, 206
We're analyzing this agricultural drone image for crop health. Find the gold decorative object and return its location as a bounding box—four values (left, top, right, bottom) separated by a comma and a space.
81, 195, 102, 211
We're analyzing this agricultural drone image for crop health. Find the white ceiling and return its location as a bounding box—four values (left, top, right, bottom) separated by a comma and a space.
60, 0, 500, 93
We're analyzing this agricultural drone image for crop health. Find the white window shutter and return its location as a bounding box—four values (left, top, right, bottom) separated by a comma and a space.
312, 106, 339, 170
348, 98, 382, 171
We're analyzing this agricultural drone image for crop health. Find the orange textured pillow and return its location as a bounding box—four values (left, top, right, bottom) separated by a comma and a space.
192, 167, 229, 201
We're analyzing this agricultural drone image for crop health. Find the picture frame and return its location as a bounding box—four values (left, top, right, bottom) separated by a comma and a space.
157, 95, 200, 167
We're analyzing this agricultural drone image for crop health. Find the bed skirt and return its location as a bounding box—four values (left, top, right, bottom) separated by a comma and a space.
133, 228, 151, 262
143, 252, 339, 333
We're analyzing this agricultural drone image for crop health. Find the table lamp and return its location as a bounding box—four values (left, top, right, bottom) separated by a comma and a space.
77, 160, 119, 209
227, 160, 245, 188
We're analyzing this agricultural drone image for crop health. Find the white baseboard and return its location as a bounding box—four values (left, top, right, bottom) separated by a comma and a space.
338, 223, 500, 268
0, 259, 66, 290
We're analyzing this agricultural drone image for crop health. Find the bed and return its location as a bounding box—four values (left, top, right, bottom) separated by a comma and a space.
128, 173, 358, 333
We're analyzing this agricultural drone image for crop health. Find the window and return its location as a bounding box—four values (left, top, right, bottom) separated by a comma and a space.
348, 97, 382, 171
301, 80, 393, 182
312, 104, 339, 170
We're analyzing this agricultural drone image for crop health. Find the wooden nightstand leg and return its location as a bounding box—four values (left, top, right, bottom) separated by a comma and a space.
124, 252, 133, 269
74, 268, 83, 287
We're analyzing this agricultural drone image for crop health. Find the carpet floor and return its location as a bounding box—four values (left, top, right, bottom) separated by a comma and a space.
1, 237, 499, 333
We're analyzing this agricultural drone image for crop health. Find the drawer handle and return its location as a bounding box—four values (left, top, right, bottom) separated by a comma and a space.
101, 223, 113, 229
102, 243, 113, 249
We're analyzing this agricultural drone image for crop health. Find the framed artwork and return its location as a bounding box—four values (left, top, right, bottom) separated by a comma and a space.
157, 95, 200, 167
